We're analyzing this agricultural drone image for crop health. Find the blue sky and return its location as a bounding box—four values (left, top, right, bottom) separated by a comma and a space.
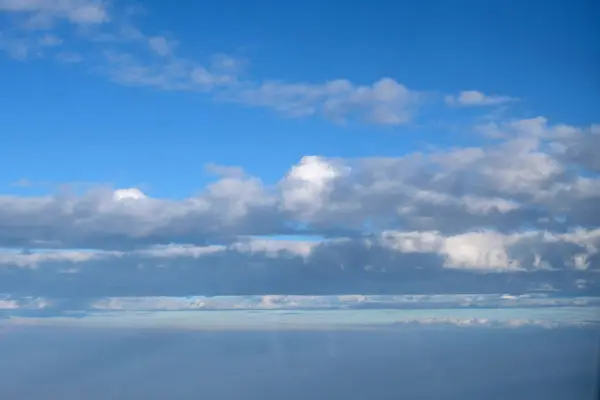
1, 0, 598, 195
0, 0, 599, 308
1, 6, 599, 399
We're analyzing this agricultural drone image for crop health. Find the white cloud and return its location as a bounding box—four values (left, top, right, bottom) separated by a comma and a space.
379, 228, 600, 272
190, 65, 236, 88
0, 116, 596, 298
204, 163, 247, 179
3, 293, 599, 332
552, 123, 600, 173
393, 318, 595, 329
0, 248, 112, 268
79, 293, 600, 312
0, 117, 597, 255
0, 3, 433, 126
0, 0, 109, 26
229, 77, 422, 125
1, 0, 427, 126
280, 156, 350, 220
0, 3, 598, 299
210, 53, 245, 74
148, 35, 175, 57
113, 188, 147, 201
2, 228, 597, 272
0, 33, 29, 59
445, 90, 518, 107
136, 244, 226, 259
38, 33, 62, 46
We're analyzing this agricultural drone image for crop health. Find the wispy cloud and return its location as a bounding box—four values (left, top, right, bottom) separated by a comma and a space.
0, 1, 428, 125
0, 0, 109, 26
38, 33, 62, 46
445, 90, 518, 107
226, 78, 423, 125
147, 35, 176, 57
55, 51, 83, 63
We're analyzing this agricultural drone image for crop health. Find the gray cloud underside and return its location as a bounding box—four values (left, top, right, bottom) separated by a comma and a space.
0, 233, 597, 300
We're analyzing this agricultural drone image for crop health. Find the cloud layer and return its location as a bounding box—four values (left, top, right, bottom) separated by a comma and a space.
2, 118, 598, 241
1, 1, 599, 300
1, 116, 599, 298
4, 293, 599, 313
4, 305, 598, 331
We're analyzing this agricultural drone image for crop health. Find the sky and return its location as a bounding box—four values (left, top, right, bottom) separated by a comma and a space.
0, 0, 599, 313
0, 3, 599, 398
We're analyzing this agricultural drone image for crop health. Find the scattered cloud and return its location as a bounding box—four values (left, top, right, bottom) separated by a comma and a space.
147, 35, 175, 57
0, 2, 426, 125
0, 2, 598, 302
0, 0, 109, 26
0, 32, 30, 59
227, 78, 423, 125
11, 178, 34, 188
445, 90, 518, 107
390, 317, 597, 329
38, 33, 62, 46
204, 163, 248, 179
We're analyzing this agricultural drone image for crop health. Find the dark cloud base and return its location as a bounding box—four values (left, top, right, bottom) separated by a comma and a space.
1, 259, 596, 299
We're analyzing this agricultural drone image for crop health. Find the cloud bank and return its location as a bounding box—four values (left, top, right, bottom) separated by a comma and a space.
1, 116, 599, 298
1, 1, 599, 300
4, 306, 598, 331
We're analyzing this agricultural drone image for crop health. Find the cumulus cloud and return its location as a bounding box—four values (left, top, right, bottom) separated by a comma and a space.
1, 3, 599, 300
0, 114, 597, 297
551, 123, 600, 173
0, 117, 598, 250
445, 90, 518, 107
